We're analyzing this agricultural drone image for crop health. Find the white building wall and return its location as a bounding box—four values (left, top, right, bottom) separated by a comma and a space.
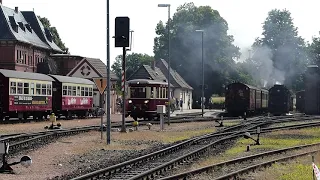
172, 88, 193, 110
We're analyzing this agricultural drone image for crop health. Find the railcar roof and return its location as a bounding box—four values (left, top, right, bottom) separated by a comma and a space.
228, 82, 260, 90
127, 79, 170, 86
48, 75, 94, 85
0, 69, 54, 81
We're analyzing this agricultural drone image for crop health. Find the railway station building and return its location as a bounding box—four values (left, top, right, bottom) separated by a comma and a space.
127, 59, 193, 110
67, 58, 119, 114
0, 4, 63, 72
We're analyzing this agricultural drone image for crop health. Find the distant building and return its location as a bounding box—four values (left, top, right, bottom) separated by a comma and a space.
0, 4, 63, 72
128, 59, 193, 110
67, 58, 119, 114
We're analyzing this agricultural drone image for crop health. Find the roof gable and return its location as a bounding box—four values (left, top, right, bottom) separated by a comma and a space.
0, 6, 50, 49
21, 11, 62, 52
67, 58, 118, 80
156, 59, 193, 90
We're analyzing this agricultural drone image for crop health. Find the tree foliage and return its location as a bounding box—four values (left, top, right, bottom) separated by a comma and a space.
243, 9, 308, 91
154, 2, 244, 102
111, 53, 154, 86
38, 16, 69, 53
308, 33, 320, 66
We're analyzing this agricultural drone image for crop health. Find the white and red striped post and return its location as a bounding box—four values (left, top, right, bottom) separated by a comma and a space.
120, 47, 127, 132
121, 70, 125, 92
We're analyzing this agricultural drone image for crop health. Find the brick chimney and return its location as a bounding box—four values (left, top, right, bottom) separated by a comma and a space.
151, 60, 156, 70
15, 7, 18, 13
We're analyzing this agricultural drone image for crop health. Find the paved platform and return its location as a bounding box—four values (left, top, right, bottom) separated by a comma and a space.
107, 109, 224, 122
171, 109, 224, 117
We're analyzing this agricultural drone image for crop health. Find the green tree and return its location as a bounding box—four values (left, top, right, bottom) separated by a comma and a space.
248, 9, 308, 91
38, 16, 68, 53
308, 33, 320, 66
154, 2, 241, 101
111, 53, 154, 86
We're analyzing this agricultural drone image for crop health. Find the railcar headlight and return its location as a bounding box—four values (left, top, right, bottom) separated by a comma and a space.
144, 100, 149, 104
129, 100, 132, 103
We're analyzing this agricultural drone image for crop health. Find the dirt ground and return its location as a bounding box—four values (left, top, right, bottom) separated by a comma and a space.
0, 114, 133, 134
0, 121, 219, 180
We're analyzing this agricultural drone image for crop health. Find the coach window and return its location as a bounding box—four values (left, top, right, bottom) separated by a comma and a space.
30, 83, 35, 95
162, 88, 166, 98
72, 86, 76, 96
156, 87, 160, 98
10, 82, 16, 94
89, 87, 93, 96
81, 87, 85, 96
151, 87, 154, 98
36, 84, 41, 95
85, 87, 89, 96
47, 84, 52, 95
77, 86, 81, 96
67, 86, 72, 96
23, 83, 29, 95
41, 84, 46, 95
17, 82, 23, 94
62, 86, 67, 96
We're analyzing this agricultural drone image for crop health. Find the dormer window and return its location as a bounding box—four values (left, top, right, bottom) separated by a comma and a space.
44, 28, 52, 42
18, 22, 25, 31
8, 16, 18, 32
25, 23, 32, 32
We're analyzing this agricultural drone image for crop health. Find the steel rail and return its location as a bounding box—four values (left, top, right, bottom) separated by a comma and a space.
70, 119, 268, 180
159, 142, 320, 180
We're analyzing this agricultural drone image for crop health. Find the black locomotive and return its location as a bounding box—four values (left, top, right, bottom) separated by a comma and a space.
304, 65, 320, 115
296, 90, 305, 113
268, 84, 292, 116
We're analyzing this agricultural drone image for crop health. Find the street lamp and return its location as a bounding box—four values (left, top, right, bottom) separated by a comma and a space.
195, 30, 204, 117
158, 3, 171, 125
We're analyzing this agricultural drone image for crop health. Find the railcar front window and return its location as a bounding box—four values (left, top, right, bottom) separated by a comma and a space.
130, 87, 146, 98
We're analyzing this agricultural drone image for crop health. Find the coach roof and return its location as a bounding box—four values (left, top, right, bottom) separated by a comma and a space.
0, 69, 54, 81
48, 75, 94, 85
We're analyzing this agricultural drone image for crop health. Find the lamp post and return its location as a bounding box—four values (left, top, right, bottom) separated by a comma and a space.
158, 3, 171, 125
195, 30, 204, 117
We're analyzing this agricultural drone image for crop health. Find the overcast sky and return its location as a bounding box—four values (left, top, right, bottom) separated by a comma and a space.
3, 0, 320, 65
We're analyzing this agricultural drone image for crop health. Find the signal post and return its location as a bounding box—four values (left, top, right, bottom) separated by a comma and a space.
114, 16, 130, 133
93, 78, 109, 141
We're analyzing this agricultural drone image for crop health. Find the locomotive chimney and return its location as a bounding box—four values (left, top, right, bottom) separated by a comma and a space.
15, 7, 18, 13
0, 0, 2, 5
151, 60, 156, 70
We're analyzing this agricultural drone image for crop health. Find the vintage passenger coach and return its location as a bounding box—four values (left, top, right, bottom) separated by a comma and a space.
49, 75, 94, 119
0, 69, 54, 120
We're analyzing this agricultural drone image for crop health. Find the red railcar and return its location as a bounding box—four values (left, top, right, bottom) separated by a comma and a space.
125, 79, 169, 120
0, 69, 54, 121
49, 75, 94, 119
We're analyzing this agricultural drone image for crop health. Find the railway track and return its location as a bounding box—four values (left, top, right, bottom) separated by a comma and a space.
70, 115, 320, 180
159, 139, 320, 180
1, 114, 317, 156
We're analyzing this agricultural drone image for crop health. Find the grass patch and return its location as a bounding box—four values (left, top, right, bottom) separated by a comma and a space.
223, 121, 240, 127
211, 97, 225, 104
226, 127, 320, 156
248, 156, 317, 180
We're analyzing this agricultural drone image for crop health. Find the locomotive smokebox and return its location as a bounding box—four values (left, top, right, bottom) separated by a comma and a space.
304, 65, 320, 115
